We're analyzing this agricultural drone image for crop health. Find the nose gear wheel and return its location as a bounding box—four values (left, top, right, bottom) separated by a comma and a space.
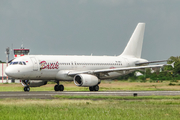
24, 86, 30, 92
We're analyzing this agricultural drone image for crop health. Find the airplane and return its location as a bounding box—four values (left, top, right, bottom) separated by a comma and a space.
5, 23, 174, 92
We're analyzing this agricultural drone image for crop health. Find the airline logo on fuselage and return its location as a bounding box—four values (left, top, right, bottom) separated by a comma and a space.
40, 61, 59, 70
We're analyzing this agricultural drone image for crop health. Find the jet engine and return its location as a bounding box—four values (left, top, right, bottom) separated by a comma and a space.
74, 74, 99, 87
21, 80, 47, 87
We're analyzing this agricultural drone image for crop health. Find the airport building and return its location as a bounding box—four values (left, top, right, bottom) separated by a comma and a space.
0, 46, 30, 83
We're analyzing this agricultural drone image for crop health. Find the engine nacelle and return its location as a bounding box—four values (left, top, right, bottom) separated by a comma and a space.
21, 80, 47, 87
74, 74, 99, 87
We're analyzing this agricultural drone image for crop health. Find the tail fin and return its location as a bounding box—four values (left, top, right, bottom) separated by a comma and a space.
120, 23, 145, 58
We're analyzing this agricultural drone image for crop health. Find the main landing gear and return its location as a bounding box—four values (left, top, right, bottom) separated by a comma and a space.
54, 81, 64, 91
89, 85, 99, 91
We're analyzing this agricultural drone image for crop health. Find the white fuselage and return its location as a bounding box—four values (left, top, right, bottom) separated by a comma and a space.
5, 55, 147, 81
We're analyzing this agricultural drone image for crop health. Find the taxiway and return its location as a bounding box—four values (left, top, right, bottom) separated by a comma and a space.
0, 91, 180, 99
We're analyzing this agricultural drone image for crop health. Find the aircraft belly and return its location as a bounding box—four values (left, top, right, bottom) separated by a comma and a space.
29, 70, 57, 80
55, 70, 73, 81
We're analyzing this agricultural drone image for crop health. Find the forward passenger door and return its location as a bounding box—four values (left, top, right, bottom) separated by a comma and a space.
30, 57, 38, 71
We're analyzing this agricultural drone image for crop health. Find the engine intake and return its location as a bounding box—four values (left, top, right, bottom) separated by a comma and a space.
74, 74, 99, 87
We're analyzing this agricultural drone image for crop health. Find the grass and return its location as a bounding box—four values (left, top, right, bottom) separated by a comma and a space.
0, 98, 180, 120
1, 80, 180, 91
1, 81, 180, 119
53, 95, 180, 100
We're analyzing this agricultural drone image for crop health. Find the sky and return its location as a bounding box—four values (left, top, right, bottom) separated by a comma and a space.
0, 0, 180, 61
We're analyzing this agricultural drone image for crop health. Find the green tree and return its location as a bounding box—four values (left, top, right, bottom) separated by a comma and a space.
117, 56, 178, 81
117, 71, 137, 80
0, 60, 6, 63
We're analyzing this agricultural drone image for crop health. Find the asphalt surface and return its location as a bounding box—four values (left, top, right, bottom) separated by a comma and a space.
0, 91, 180, 99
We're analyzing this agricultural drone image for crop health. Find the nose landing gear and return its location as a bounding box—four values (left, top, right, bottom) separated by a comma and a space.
24, 86, 30, 92
54, 81, 64, 91
22, 80, 30, 92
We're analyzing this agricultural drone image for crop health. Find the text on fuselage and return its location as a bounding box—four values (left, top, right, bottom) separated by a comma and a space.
40, 61, 59, 69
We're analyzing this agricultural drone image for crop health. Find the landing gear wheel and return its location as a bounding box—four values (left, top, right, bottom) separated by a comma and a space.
93, 85, 99, 91
54, 85, 59, 91
24, 86, 30, 92
54, 84, 64, 91
89, 85, 99, 91
58, 85, 64, 91
89, 87, 94, 91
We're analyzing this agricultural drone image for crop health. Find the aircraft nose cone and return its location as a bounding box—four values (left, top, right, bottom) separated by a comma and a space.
5, 67, 14, 77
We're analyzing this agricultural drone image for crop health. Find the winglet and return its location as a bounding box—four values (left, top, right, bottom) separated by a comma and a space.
171, 62, 175, 68
164, 62, 175, 68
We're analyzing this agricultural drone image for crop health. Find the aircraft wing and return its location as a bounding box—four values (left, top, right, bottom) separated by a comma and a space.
68, 62, 174, 76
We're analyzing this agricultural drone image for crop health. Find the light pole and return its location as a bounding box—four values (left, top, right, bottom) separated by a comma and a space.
6, 47, 9, 83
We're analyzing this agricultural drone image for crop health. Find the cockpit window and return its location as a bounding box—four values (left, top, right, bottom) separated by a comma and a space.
19, 62, 23, 65
13, 62, 19, 65
23, 62, 26, 65
10, 61, 27, 65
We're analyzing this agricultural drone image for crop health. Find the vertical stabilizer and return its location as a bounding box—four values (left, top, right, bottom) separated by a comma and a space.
120, 23, 145, 58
